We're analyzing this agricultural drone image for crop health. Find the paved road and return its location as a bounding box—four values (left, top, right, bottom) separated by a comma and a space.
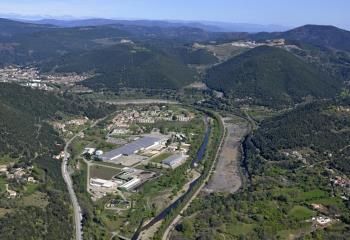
105, 99, 178, 105
62, 134, 83, 240
62, 119, 102, 240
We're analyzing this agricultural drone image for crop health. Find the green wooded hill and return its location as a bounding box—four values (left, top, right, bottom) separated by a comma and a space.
282, 25, 350, 52
41, 44, 200, 90
177, 99, 350, 239
248, 98, 350, 175
0, 83, 113, 239
252, 25, 350, 52
0, 83, 112, 166
205, 46, 342, 107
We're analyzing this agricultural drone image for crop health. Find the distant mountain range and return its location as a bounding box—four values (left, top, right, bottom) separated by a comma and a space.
10, 17, 291, 33
0, 17, 349, 101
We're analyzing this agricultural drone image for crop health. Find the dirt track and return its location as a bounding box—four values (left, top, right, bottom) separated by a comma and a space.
204, 118, 249, 194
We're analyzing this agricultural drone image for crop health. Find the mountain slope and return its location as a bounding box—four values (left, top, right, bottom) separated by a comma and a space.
205, 46, 342, 106
0, 83, 114, 239
253, 25, 350, 52
282, 25, 350, 52
41, 44, 199, 90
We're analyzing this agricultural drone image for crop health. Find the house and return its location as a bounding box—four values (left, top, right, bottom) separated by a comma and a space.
313, 216, 332, 225
83, 148, 96, 155
27, 176, 37, 183
6, 184, 17, 199
54, 151, 65, 160
0, 165, 7, 173
14, 168, 26, 178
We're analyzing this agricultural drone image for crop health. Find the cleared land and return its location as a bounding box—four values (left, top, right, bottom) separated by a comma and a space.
90, 165, 121, 180
204, 118, 249, 194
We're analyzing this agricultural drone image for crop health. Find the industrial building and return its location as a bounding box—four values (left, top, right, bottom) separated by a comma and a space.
99, 135, 167, 162
119, 178, 141, 191
162, 154, 188, 168
90, 178, 117, 188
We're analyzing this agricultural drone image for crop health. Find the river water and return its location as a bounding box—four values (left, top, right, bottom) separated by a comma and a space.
131, 117, 211, 240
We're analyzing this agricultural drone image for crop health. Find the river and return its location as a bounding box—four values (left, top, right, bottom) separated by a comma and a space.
131, 117, 211, 240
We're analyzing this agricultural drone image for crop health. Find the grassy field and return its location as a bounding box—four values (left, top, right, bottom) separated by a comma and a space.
0, 177, 6, 193
18, 191, 49, 208
150, 152, 173, 163
90, 165, 121, 180
288, 205, 315, 221
0, 155, 18, 164
24, 183, 39, 195
0, 208, 11, 218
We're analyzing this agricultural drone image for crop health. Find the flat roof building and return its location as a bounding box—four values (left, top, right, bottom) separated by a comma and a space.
100, 135, 167, 162
90, 178, 117, 188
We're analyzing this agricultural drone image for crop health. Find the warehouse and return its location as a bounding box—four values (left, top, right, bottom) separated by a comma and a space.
119, 178, 141, 191
90, 178, 117, 188
162, 154, 188, 168
100, 135, 167, 162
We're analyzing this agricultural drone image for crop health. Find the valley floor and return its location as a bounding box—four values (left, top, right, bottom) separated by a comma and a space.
203, 117, 249, 194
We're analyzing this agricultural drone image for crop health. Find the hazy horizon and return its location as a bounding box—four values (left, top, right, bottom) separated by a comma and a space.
0, 0, 349, 30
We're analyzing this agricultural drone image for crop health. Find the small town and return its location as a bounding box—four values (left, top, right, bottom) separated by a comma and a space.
0, 65, 90, 90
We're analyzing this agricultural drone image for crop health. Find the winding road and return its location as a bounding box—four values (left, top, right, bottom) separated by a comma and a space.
62, 119, 103, 240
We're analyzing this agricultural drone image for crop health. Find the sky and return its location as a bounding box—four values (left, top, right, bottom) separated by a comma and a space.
0, 0, 349, 29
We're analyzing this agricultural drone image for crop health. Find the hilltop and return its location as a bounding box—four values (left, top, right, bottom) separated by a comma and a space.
253, 24, 350, 52
205, 46, 342, 107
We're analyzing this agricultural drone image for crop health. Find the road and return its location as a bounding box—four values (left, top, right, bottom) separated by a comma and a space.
105, 99, 178, 105
62, 119, 102, 240
162, 115, 226, 240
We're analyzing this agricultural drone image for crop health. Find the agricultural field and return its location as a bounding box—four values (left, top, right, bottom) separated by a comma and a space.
90, 165, 121, 179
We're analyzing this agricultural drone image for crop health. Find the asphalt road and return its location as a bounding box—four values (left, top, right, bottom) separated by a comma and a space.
62, 119, 102, 240
62, 133, 83, 240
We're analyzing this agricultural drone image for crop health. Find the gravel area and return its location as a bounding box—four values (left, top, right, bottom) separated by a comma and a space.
204, 119, 249, 194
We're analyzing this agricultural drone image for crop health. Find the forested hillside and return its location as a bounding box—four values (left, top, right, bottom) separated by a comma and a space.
40, 43, 200, 90
248, 98, 350, 174
252, 25, 350, 52
175, 99, 350, 239
205, 46, 342, 107
0, 83, 113, 239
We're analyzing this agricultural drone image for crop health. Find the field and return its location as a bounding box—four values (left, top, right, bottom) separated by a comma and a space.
0, 178, 6, 193
288, 205, 315, 221
90, 165, 121, 180
0, 155, 19, 164
18, 191, 49, 208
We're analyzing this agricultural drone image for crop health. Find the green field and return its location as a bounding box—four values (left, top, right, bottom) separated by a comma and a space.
90, 165, 121, 180
0, 155, 18, 164
288, 205, 315, 221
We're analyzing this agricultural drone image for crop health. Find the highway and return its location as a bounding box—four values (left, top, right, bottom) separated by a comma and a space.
62, 119, 102, 240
